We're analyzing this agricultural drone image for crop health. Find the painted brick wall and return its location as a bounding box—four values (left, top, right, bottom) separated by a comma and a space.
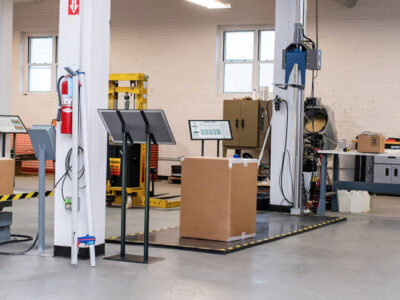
10, 0, 400, 176
11, 0, 59, 128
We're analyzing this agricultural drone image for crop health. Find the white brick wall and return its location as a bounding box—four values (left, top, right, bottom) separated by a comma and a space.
11, 0, 59, 130
10, 0, 400, 175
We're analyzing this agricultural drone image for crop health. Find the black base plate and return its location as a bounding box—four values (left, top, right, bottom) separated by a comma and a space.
106, 212, 346, 254
54, 243, 105, 259
104, 254, 164, 264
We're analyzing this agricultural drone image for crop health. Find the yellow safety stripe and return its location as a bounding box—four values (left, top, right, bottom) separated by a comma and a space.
0, 191, 54, 202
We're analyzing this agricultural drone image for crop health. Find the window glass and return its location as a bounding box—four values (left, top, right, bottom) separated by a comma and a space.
224, 63, 253, 93
219, 27, 275, 94
29, 66, 52, 92
224, 31, 254, 61
29, 37, 53, 64
259, 31, 275, 61
259, 63, 274, 92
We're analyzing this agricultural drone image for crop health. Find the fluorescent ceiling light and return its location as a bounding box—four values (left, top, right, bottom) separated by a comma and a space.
186, 0, 231, 9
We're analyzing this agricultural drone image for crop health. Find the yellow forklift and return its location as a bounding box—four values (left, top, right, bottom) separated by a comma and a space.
106, 74, 180, 209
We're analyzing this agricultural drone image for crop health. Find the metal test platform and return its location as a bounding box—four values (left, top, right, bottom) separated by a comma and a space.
106, 212, 346, 254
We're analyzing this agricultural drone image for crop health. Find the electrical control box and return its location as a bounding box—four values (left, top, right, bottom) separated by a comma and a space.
306, 49, 322, 70
223, 100, 272, 149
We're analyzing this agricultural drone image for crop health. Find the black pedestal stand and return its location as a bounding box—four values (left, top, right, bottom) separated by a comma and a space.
104, 110, 163, 264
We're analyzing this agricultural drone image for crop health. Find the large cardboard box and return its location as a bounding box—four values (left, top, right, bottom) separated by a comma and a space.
179, 157, 258, 242
358, 134, 386, 153
0, 158, 14, 196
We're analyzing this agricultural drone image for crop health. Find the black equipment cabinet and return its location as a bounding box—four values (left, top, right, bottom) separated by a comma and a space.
108, 144, 141, 188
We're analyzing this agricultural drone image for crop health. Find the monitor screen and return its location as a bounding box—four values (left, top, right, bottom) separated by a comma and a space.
0, 115, 27, 134
189, 120, 232, 140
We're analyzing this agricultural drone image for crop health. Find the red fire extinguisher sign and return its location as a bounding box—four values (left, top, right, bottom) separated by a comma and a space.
68, 0, 80, 15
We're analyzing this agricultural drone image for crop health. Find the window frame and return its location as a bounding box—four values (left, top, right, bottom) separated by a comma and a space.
24, 34, 58, 94
217, 25, 275, 96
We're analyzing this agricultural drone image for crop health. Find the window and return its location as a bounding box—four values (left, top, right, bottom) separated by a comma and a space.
26, 35, 58, 92
218, 26, 275, 95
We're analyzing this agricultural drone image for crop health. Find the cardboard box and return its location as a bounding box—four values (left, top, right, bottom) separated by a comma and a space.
179, 157, 258, 242
0, 158, 15, 196
358, 134, 386, 153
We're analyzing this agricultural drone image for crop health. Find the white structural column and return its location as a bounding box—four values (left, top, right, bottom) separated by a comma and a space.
270, 0, 299, 208
0, 0, 13, 155
54, 0, 111, 256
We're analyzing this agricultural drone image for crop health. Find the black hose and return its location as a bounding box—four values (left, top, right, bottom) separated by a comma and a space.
0, 234, 38, 256
56, 75, 66, 122
279, 100, 294, 205
53, 147, 85, 205
302, 29, 316, 49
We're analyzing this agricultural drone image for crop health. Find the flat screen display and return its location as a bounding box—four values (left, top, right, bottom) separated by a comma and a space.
0, 115, 27, 134
189, 120, 232, 140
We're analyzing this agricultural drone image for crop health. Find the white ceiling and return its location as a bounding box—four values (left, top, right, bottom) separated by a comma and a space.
13, 0, 358, 7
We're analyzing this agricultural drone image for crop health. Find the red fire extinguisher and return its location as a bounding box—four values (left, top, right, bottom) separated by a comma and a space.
57, 76, 73, 134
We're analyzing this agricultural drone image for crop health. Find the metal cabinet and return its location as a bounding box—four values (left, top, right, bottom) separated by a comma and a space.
223, 99, 271, 149
223, 100, 242, 147
373, 164, 392, 184
375, 157, 400, 165
239, 100, 259, 147
373, 158, 400, 184
392, 166, 400, 184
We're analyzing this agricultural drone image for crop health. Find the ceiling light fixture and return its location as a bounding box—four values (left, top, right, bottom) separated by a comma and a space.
186, 0, 231, 9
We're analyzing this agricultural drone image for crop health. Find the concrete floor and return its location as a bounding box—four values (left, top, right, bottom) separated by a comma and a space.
1, 175, 400, 300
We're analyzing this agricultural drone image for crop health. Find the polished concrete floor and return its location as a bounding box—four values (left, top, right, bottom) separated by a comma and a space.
1, 175, 400, 300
